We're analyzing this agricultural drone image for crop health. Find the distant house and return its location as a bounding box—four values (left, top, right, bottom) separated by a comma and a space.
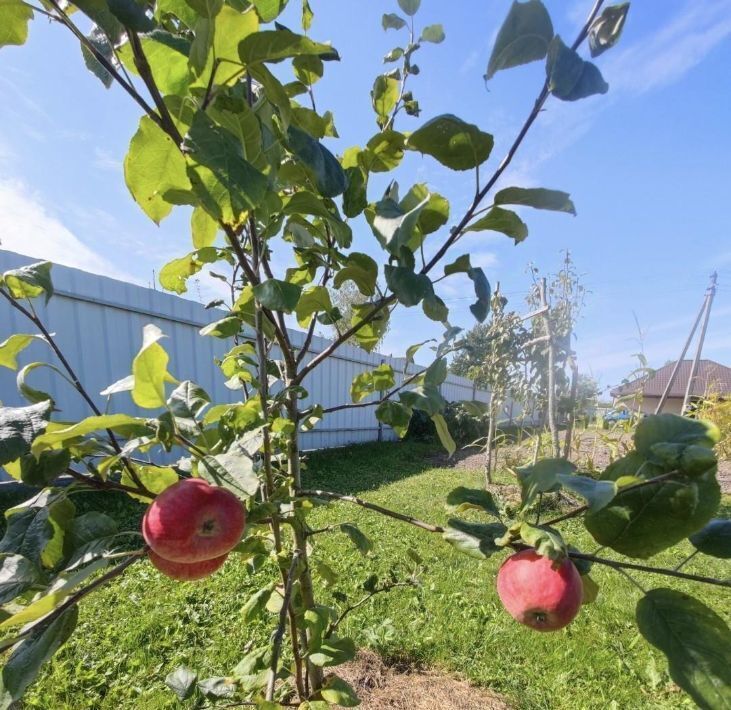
610, 359, 731, 415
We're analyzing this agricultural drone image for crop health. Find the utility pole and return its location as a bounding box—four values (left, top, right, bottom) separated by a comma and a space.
681, 272, 717, 414
655, 272, 716, 415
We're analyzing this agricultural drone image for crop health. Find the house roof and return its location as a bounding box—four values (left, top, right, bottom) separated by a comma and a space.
611, 359, 731, 399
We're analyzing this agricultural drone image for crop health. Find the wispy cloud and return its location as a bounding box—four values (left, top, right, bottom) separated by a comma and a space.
0, 178, 138, 283
603, 0, 731, 95
93, 147, 122, 172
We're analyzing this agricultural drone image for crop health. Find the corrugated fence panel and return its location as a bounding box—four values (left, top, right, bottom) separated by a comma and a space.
0, 250, 491, 452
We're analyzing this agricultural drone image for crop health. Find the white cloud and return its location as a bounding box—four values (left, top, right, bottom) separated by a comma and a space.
0, 178, 138, 283
93, 147, 122, 172
603, 0, 731, 95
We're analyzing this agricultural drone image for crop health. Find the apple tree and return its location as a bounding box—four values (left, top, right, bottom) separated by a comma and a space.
0, 0, 730, 708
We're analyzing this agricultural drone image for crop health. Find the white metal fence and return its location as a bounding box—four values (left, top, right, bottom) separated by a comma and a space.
0, 250, 490, 451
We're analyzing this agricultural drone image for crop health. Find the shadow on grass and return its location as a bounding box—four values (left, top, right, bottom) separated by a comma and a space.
303, 439, 440, 494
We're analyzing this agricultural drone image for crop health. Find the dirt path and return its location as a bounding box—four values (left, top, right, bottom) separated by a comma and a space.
429, 430, 731, 494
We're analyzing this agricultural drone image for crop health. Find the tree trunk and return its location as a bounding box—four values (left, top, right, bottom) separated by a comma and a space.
484, 396, 497, 487
539, 278, 560, 458
563, 356, 579, 459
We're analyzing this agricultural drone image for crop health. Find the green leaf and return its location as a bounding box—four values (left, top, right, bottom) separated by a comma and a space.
466, 206, 528, 244
301, 0, 312, 30
446, 487, 500, 517
286, 124, 346, 198
423, 294, 448, 322
238, 27, 337, 64
369, 189, 429, 256
118, 32, 191, 95
121, 465, 178, 502
71, 0, 123, 41
363, 130, 406, 173
69, 512, 117, 550
124, 116, 191, 224
397, 0, 420, 16
384, 266, 433, 307
350, 364, 395, 403
185, 111, 268, 220
310, 635, 356, 667
581, 574, 599, 604
556, 473, 617, 513
165, 665, 198, 701
253, 278, 302, 313
515, 458, 573, 509
636, 589, 731, 710
31, 414, 146, 456
241, 585, 274, 623
198, 676, 235, 699
519, 522, 566, 561
159, 247, 221, 294
585, 468, 721, 558
200, 436, 261, 498
199, 316, 242, 339
443, 518, 506, 559
0, 401, 51, 466
167, 380, 210, 419
296, 286, 334, 327
80, 26, 114, 88
333, 253, 378, 296
251, 0, 287, 22
406, 114, 493, 171
340, 523, 373, 556
189, 18, 214, 74
420, 24, 444, 43
184, 0, 222, 19
107, 0, 155, 31
494, 186, 576, 215
350, 302, 390, 353
384, 47, 403, 63
375, 400, 411, 438
9, 450, 71, 488
634, 414, 720, 455
320, 676, 360, 707
0, 0, 33, 47
371, 74, 399, 124
382, 12, 406, 31
343, 165, 367, 218
0, 334, 45, 371
399, 183, 449, 246
0, 554, 38, 604
191, 206, 218, 248
467, 266, 491, 323
399, 385, 445, 417
689, 519, 731, 559
589, 2, 630, 58
0, 606, 78, 707
444, 254, 471, 276
2, 262, 54, 303
132, 324, 177, 409
0, 491, 75, 570
432, 413, 455, 456
293, 54, 323, 85
546, 35, 608, 101
486, 0, 554, 79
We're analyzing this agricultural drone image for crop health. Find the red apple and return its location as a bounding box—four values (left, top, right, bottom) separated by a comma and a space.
496, 549, 583, 631
148, 548, 228, 581
142, 478, 245, 563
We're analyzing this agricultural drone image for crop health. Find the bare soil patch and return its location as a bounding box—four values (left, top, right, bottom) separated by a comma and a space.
428, 429, 731, 493
335, 650, 511, 709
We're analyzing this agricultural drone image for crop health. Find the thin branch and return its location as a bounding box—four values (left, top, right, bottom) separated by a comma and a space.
66, 468, 154, 499
127, 31, 183, 143
542, 470, 685, 527
295, 2, 606, 387
569, 551, 731, 589
44, 0, 161, 124
321, 367, 423, 415
0, 290, 153, 498
266, 550, 302, 701
329, 581, 415, 634
297, 489, 445, 533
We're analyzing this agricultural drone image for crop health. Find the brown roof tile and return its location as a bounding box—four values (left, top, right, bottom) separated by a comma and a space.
611, 359, 731, 399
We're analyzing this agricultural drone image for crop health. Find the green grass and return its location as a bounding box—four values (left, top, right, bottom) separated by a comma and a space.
20, 441, 731, 709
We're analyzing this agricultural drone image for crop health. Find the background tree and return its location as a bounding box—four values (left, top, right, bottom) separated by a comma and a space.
329, 280, 390, 350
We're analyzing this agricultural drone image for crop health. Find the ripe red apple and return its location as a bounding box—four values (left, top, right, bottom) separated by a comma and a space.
142, 478, 245, 563
496, 549, 583, 631
148, 548, 228, 581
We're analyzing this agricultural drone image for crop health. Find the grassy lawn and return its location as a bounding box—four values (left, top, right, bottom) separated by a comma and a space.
19, 440, 731, 709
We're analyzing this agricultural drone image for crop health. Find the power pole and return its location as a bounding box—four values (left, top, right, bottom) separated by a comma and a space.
655, 272, 716, 415
681, 272, 718, 414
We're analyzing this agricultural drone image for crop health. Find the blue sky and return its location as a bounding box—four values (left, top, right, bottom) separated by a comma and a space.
1, 0, 730, 393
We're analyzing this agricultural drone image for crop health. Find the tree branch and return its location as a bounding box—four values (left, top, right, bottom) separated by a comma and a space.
266, 550, 302, 701
328, 580, 415, 634
297, 489, 445, 533
321, 367, 423, 415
